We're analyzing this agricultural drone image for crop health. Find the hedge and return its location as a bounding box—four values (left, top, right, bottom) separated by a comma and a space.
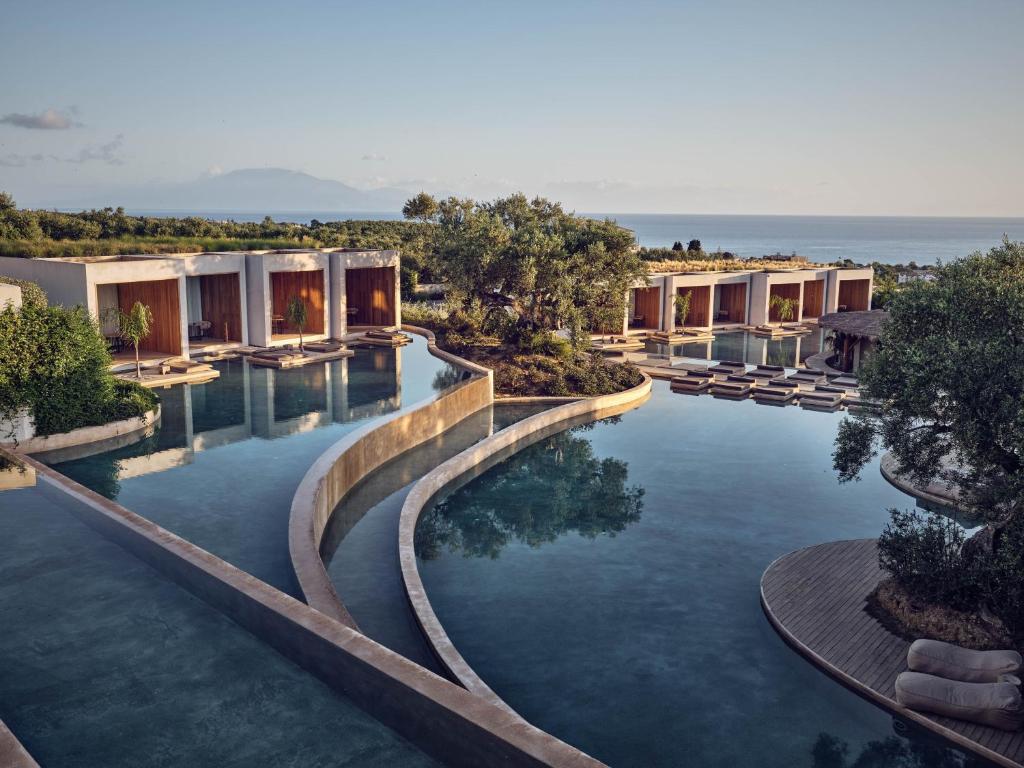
0, 281, 157, 439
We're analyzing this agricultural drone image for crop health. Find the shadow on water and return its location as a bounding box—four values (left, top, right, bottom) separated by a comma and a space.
810, 728, 992, 768
415, 420, 645, 561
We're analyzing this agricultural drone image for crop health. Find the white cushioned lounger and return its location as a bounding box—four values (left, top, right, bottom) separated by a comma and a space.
908, 639, 1022, 683
895, 671, 1024, 731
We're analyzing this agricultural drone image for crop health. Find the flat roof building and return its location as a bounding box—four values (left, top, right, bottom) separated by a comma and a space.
617, 266, 873, 335
0, 248, 401, 362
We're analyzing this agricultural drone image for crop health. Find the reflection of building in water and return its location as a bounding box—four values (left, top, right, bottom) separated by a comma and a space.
49, 350, 406, 486
334, 347, 402, 423
663, 328, 825, 368
250, 347, 401, 438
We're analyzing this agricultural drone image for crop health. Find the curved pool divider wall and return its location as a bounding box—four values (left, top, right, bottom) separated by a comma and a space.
7, 445, 606, 768
0, 719, 39, 768
289, 325, 494, 627
3, 407, 160, 458
399, 373, 653, 713
879, 452, 960, 508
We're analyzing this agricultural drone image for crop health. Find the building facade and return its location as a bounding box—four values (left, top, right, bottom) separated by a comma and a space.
0, 248, 401, 360
619, 266, 873, 335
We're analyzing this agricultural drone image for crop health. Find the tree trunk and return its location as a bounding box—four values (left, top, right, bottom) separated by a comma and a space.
135, 343, 141, 379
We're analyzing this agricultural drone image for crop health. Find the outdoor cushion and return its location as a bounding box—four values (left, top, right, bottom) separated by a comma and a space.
895, 671, 1024, 731
908, 639, 1022, 683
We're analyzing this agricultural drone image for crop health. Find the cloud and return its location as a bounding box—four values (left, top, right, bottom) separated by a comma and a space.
0, 135, 125, 167
66, 134, 125, 165
0, 108, 81, 130
0, 153, 45, 167
361, 152, 389, 162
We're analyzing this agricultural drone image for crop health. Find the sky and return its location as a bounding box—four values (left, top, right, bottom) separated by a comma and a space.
1, 0, 1022, 216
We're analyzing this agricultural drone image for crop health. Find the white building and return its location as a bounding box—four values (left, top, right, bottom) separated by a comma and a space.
618, 266, 874, 335
0, 248, 401, 360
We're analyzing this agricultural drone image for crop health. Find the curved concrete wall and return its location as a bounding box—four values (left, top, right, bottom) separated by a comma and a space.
289, 325, 494, 626
399, 374, 653, 713
4, 407, 160, 457
880, 451, 960, 508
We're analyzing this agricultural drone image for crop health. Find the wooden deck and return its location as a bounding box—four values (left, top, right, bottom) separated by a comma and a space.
761, 539, 1023, 768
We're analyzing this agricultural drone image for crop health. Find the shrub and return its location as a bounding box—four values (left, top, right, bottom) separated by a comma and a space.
0, 299, 155, 439
494, 352, 643, 397
986, 517, 1024, 636
0, 275, 47, 309
877, 509, 981, 611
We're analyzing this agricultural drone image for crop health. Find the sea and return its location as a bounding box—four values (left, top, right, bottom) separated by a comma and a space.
129, 210, 1024, 267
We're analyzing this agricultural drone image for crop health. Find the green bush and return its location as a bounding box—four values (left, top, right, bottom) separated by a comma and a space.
0, 298, 156, 439
877, 509, 981, 611
986, 518, 1024, 636
0, 275, 47, 308
495, 352, 643, 397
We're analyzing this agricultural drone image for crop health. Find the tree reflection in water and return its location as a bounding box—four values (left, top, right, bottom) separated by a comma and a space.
415, 421, 644, 560
811, 732, 989, 768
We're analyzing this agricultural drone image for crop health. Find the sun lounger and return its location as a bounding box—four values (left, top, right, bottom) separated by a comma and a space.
252, 349, 305, 362
712, 374, 755, 397
671, 371, 713, 393
166, 359, 213, 373
753, 381, 798, 403
895, 671, 1024, 731
747, 365, 786, 385
798, 389, 844, 410
787, 370, 827, 389
830, 375, 860, 390
707, 360, 747, 379
815, 384, 851, 399
304, 340, 344, 353
907, 639, 1022, 683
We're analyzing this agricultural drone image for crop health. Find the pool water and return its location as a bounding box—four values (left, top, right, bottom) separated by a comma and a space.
416, 381, 991, 767
0, 481, 436, 768
647, 327, 824, 367
322, 403, 553, 671
46, 337, 457, 598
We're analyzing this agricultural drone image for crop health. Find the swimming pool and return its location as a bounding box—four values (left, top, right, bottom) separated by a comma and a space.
415, 381, 989, 767
0, 479, 436, 768
46, 337, 457, 597
646, 327, 825, 368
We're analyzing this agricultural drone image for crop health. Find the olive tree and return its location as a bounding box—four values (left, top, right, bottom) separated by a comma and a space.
833, 241, 1024, 630
833, 239, 1024, 524
409, 193, 646, 346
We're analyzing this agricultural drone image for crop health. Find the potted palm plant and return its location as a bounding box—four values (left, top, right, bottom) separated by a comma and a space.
285, 295, 308, 352
769, 293, 799, 323
675, 291, 692, 329
111, 301, 154, 379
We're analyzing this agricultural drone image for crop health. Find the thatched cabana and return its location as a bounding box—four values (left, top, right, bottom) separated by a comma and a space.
819, 310, 889, 372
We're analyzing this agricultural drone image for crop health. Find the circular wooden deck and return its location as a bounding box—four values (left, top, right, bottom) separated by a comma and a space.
761, 539, 1023, 768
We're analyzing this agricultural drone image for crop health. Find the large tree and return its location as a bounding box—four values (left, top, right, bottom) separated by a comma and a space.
406, 193, 646, 342
834, 239, 1024, 526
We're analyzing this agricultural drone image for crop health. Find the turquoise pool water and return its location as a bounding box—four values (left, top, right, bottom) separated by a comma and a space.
416, 381, 990, 767
647, 327, 825, 367
46, 337, 457, 597
0, 480, 436, 768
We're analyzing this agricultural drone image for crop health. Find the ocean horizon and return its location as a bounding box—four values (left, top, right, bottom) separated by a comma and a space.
123, 209, 1024, 266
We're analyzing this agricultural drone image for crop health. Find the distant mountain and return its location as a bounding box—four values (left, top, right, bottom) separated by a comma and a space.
39, 168, 413, 213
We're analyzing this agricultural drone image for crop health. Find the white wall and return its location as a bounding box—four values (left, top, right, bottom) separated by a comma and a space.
0, 283, 22, 310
